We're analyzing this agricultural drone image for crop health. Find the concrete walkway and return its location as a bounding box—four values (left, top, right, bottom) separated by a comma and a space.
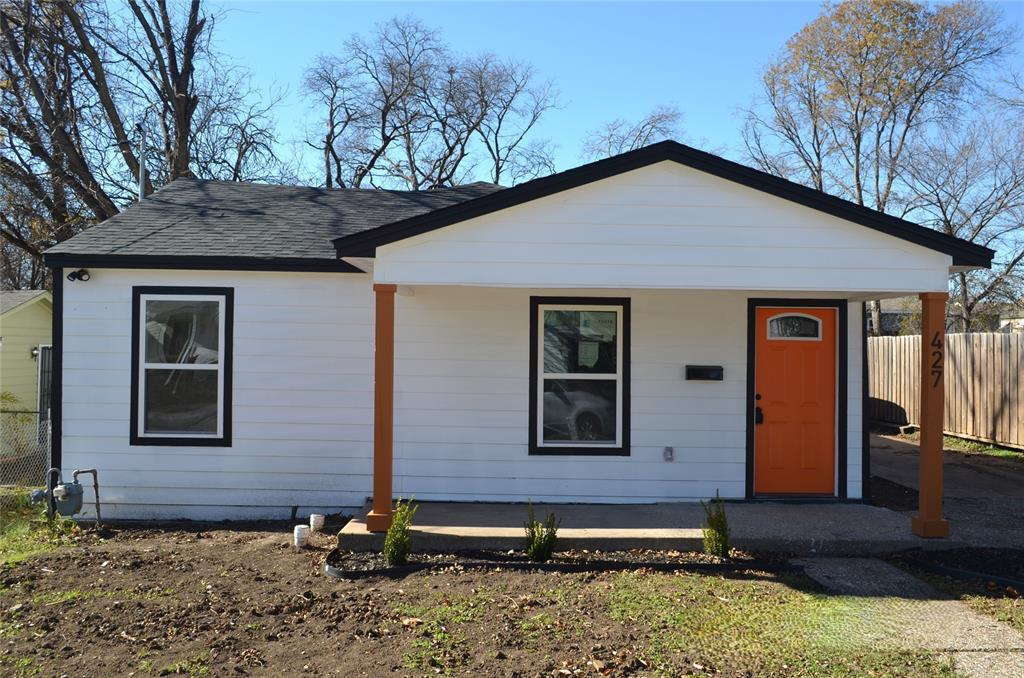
341, 501, 960, 554
799, 558, 1024, 678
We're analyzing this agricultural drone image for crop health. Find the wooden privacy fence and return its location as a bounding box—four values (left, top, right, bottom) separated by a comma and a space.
867, 333, 1024, 449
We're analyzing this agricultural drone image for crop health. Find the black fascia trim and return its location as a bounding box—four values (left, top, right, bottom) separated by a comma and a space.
332, 140, 994, 268
49, 267, 63, 470
861, 302, 871, 502
130, 286, 234, 447
745, 298, 849, 500
44, 253, 361, 273
528, 296, 631, 457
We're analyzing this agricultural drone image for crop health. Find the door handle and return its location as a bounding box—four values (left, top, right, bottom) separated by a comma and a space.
755, 406, 764, 425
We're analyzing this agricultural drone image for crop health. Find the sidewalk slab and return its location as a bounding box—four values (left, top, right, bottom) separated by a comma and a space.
799, 557, 1024, 678
339, 501, 965, 555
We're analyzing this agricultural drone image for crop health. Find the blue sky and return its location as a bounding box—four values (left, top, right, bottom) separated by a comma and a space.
213, 1, 1024, 177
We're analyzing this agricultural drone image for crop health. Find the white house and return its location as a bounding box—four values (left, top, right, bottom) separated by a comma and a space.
44, 142, 991, 537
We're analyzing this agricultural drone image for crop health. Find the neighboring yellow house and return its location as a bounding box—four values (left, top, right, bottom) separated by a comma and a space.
1, 290, 53, 414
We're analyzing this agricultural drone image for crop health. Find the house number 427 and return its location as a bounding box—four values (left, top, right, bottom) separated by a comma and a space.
930, 332, 943, 389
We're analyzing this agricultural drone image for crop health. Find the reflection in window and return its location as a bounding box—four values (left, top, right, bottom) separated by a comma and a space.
542, 379, 617, 443
536, 303, 624, 449
543, 310, 617, 374
768, 314, 821, 339
136, 292, 229, 442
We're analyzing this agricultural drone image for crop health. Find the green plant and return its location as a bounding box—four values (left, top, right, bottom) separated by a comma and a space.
383, 497, 418, 566
701, 490, 730, 558
524, 502, 560, 562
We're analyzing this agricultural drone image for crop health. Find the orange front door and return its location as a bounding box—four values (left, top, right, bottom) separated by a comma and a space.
753, 307, 837, 495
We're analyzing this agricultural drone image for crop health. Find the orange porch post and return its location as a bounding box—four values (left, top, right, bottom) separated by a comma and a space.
367, 284, 397, 532
911, 291, 950, 538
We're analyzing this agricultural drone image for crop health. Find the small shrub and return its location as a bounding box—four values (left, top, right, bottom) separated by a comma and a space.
383, 497, 418, 566
524, 502, 560, 562
701, 490, 730, 558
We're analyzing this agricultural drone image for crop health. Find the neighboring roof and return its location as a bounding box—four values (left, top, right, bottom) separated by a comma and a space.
0, 290, 51, 316
332, 141, 994, 268
879, 297, 918, 314
44, 179, 503, 271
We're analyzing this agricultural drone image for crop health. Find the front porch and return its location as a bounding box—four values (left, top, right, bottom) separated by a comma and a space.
342, 499, 958, 555
362, 286, 953, 539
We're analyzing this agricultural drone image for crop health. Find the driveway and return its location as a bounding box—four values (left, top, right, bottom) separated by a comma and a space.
870, 434, 1024, 549
871, 434, 1023, 498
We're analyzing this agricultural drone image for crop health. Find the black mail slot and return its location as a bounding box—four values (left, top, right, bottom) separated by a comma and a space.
686, 365, 724, 381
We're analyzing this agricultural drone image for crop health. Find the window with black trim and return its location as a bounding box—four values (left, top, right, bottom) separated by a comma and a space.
131, 287, 233, 446
529, 297, 630, 455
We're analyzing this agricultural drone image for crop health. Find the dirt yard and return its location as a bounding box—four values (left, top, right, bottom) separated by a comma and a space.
0, 523, 978, 677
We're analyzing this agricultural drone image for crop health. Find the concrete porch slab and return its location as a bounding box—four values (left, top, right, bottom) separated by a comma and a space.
339, 501, 962, 555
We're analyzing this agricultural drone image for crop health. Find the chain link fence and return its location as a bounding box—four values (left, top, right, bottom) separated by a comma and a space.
1, 410, 50, 492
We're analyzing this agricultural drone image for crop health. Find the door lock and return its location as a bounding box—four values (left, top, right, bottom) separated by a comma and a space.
755, 406, 764, 425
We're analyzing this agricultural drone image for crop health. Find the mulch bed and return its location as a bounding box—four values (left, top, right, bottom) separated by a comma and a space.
868, 475, 919, 511
892, 548, 1024, 588
325, 547, 798, 579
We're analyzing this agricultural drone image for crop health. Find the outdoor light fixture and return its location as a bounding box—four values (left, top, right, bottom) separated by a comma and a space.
30, 346, 39, 360
66, 269, 90, 282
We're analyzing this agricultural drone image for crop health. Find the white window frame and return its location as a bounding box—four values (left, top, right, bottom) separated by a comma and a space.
536, 303, 624, 448
766, 312, 823, 341
136, 293, 227, 440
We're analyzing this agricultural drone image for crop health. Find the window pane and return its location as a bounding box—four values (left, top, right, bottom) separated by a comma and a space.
543, 310, 617, 374
542, 379, 616, 443
144, 369, 218, 434
768, 315, 820, 339
146, 300, 220, 364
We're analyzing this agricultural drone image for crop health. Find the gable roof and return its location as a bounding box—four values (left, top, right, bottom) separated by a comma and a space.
332, 141, 994, 268
44, 178, 503, 271
0, 290, 51, 317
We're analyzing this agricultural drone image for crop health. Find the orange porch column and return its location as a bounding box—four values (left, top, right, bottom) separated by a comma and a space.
911, 291, 949, 538
367, 284, 397, 532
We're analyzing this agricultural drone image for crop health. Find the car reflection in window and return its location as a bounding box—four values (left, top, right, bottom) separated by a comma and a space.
542, 380, 616, 443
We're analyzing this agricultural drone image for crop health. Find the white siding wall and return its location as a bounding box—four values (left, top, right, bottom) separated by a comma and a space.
392, 287, 864, 502
62, 274, 865, 519
847, 304, 865, 499
374, 162, 952, 293
61, 269, 373, 520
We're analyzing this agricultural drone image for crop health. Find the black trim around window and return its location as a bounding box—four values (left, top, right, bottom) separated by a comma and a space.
529, 296, 630, 456
744, 298, 848, 499
130, 286, 234, 447
50, 268, 63, 470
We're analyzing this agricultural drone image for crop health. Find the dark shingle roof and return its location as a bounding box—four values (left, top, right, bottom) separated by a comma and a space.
0, 290, 50, 315
45, 178, 503, 265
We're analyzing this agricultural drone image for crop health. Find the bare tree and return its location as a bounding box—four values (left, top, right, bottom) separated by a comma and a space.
302, 17, 556, 190
581, 106, 682, 160
904, 114, 1024, 330
742, 0, 1011, 214
302, 55, 363, 189
0, 0, 285, 289
741, 0, 1014, 333
470, 57, 557, 184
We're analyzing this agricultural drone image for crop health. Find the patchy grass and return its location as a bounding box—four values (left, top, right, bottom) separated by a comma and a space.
0, 489, 78, 567
898, 432, 1024, 462
900, 568, 1024, 634
159, 651, 210, 676
0, 523, 969, 676
606, 569, 958, 676
0, 655, 39, 678
395, 588, 490, 675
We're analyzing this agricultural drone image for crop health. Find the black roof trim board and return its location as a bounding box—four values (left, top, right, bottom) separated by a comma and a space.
332, 140, 994, 268
45, 254, 362, 273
